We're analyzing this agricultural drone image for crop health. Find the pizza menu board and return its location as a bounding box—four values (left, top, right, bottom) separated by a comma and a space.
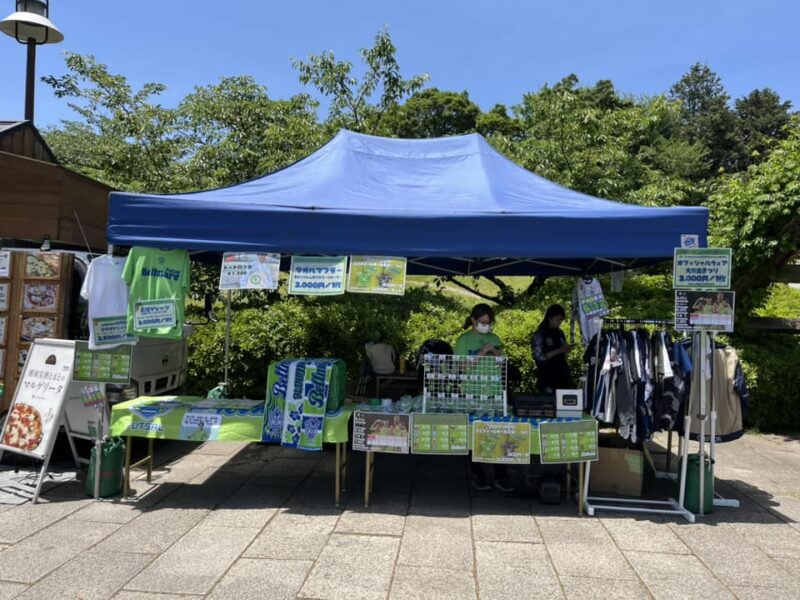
0, 339, 75, 459
538, 419, 599, 464
410, 413, 469, 455
72, 341, 132, 384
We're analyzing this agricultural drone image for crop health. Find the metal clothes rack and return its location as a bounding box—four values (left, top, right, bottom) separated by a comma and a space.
582, 317, 695, 522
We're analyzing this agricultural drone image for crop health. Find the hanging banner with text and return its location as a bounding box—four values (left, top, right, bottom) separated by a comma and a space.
347, 256, 407, 296
675, 290, 735, 333
472, 421, 531, 464
410, 413, 469, 455
219, 253, 280, 290
539, 419, 598, 464
352, 410, 410, 454
288, 257, 347, 296
673, 248, 732, 290
73, 341, 132, 384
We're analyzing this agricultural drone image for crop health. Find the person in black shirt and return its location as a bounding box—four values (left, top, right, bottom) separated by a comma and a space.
531, 304, 575, 393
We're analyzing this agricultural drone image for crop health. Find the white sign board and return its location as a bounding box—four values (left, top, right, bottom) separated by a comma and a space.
675, 290, 735, 333
0, 339, 75, 459
0, 250, 10, 278
288, 256, 347, 296
64, 381, 108, 438
219, 253, 280, 290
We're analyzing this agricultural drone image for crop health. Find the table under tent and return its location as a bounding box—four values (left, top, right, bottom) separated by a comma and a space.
105, 130, 714, 518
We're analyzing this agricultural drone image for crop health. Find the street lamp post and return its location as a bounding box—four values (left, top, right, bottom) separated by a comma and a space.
0, 0, 63, 122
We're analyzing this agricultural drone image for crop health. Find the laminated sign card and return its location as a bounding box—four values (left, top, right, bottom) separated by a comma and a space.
288, 257, 346, 295
347, 256, 407, 296
219, 253, 280, 290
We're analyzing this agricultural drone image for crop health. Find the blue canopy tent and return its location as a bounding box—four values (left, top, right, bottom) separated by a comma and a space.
107, 130, 708, 276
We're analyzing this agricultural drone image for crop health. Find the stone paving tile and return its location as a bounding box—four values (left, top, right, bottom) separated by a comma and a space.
200, 484, 290, 528
398, 515, 473, 571
285, 474, 341, 508
67, 486, 175, 524
124, 525, 259, 595
92, 507, 210, 555
244, 506, 340, 560
601, 516, 691, 554
670, 522, 798, 588
389, 565, 476, 600
772, 556, 800, 579
471, 497, 540, 543
193, 441, 249, 456
148, 454, 231, 485
727, 517, 800, 558
16, 550, 153, 600
408, 491, 470, 517
206, 557, 313, 600
299, 533, 399, 600
625, 551, 735, 600
113, 593, 204, 600
475, 541, 562, 600
559, 576, 650, 600
336, 492, 408, 536
0, 519, 121, 583
0, 581, 29, 599
537, 517, 637, 581
0, 499, 89, 544
730, 586, 800, 600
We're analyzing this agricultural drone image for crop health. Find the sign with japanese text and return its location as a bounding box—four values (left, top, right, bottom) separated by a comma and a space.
353, 410, 410, 454
219, 253, 280, 290
347, 256, 407, 296
472, 421, 531, 464
539, 419, 598, 464
288, 256, 347, 296
73, 341, 132, 384
674, 248, 732, 290
675, 290, 735, 333
133, 299, 177, 330
410, 413, 469, 455
0, 250, 10, 278
92, 316, 135, 347
0, 283, 8, 311
0, 339, 75, 459
179, 412, 222, 441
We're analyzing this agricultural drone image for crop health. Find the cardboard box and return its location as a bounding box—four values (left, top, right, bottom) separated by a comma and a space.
589, 446, 643, 497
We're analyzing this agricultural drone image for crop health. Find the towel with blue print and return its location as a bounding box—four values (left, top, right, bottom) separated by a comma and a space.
281, 360, 334, 451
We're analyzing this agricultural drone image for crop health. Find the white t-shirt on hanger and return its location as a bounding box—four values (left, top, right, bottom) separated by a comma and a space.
80, 254, 135, 349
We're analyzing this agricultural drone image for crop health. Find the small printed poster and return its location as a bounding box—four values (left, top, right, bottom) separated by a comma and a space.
410, 413, 469, 455
675, 290, 735, 333
25, 253, 60, 279
0, 315, 6, 345
673, 248, 732, 290
580, 293, 609, 319
0, 251, 10, 278
80, 384, 106, 408
133, 299, 177, 331
73, 341, 132, 384
352, 410, 410, 453
92, 316, 135, 347
539, 419, 598, 464
288, 256, 347, 296
472, 421, 531, 465
0, 349, 4, 377
23, 284, 59, 312
219, 252, 280, 290
0, 283, 10, 311
681, 234, 700, 249
179, 412, 222, 442
20, 317, 58, 342
347, 256, 407, 296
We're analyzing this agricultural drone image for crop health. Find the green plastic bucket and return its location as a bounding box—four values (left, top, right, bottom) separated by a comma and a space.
86, 437, 125, 498
682, 453, 714, 514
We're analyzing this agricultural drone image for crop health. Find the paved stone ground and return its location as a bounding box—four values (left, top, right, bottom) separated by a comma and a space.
0, 431, 798, 600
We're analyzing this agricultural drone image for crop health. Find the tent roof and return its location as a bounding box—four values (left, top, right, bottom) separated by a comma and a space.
108, 129, 708, 276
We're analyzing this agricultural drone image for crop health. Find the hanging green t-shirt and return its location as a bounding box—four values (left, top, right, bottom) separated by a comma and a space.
122, 247, 190, 340
454, 330, 504, 399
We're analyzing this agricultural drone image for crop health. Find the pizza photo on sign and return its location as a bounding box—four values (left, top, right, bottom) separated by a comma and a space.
20, 317, 57, 342
25, 253, 60, 279
22, 284, 59, 312
2, 403, 44, 452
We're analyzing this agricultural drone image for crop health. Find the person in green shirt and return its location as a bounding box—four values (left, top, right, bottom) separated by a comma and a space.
455, 304, 514, 493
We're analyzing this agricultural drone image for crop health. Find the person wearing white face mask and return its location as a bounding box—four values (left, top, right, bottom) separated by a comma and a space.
454, 303, 503, 357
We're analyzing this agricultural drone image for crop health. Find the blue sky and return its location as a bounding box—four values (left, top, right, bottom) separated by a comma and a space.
1, 0, 797, 128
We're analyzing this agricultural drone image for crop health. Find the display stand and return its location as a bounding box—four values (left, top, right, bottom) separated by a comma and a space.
0, 339, 83, 503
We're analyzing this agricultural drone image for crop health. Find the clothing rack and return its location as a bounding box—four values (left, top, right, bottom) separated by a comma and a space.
601, 318, 673, 326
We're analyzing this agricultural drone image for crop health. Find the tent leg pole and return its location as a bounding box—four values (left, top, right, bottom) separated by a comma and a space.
224, 290, 232, 386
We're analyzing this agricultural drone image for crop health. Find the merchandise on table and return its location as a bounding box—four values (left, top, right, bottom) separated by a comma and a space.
80, 254, 135, 349
421, 354, 507, 416
122, 247, 190, 340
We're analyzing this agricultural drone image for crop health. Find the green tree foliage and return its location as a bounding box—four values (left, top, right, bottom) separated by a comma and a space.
708, 117, 800, 309
292, 27, 428, 134
734, 88, 793, 168
385, 88, 480, 138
